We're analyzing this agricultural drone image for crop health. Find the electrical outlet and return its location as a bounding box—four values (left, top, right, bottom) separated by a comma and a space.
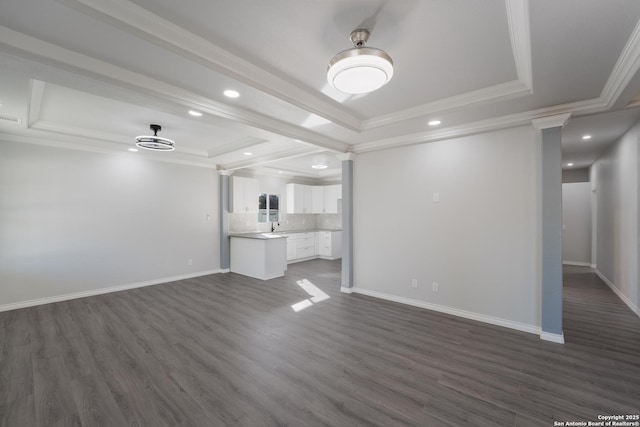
432, 282, 439, 292
411, 279, 418, 288
433, 193, 440, 203
188, 259, 193, 266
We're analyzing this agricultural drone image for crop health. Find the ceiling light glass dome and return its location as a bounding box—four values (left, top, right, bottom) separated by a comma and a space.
327, 29, 393, 94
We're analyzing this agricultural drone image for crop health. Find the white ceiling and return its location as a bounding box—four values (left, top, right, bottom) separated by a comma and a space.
1, 0, 640, 177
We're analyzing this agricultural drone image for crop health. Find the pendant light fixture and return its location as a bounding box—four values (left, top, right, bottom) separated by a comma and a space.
327, 29, 393, 94
135, 124, 175, 151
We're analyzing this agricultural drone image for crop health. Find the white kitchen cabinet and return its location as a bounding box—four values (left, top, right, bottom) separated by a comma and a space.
231, 176, 259, 213
230, 235, 287, 280
286, 232, 319, 263
286, 183, 312, 213
318, 231, 342, 260
295, 232, 317, 259
312, 186, 324, 213
323, 184, 341, 214
286, 235, 296, 261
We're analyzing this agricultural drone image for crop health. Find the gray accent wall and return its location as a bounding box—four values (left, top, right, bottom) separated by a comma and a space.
352, 126, 540, 330
0, 141, 220, 308
562, 182, 592, 265
591, 122, 639, 313
341, 159, 353, 288
220, 173, 231, 269
540, 127, 564, 336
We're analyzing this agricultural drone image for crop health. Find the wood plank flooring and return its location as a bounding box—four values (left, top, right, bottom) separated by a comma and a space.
1, 261, 639, 426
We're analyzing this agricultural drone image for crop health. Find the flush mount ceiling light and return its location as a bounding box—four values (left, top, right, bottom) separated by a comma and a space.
327, 29, 393, 94
312, 163, 328, 170
135, 124, 175, 151
582, 135, 592, 140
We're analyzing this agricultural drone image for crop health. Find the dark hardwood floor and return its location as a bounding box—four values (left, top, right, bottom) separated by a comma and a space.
1, 261, 639, 426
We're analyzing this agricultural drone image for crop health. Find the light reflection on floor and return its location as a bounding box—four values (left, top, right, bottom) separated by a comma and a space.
291, 279, 330, 312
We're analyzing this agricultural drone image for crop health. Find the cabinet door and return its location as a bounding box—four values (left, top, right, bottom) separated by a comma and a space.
312, 186, 324, 213
231, 176, 244, 213
286, 236, 296, 261
232, 176, 258, 213
302, 185, 313, 213
318, 231, 331, 256
244, 178, 259, 212
323, 185, 339, 214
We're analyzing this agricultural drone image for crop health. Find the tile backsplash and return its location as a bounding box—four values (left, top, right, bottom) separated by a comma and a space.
230, 212, 341, 233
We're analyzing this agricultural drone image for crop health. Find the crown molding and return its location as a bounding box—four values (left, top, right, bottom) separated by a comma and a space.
56, 0, 362, 132
221, 146, 322, 171
531, 113, 571, 130
30, 120, 212, 156
0, 130, 219, 169
28, 79, 45, 126
361, 80, 531, 130
0, 26, 350, 154
335, 153, 355, 161
206, 137, 268, 159
354, 97, 606, 153
600, 18, 640, 107
506, 0, 533, 89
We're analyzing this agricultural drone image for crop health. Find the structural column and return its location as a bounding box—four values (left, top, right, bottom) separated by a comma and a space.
218, 170, 233, 271
337, 153, 354, 291
532, 113, 571, 344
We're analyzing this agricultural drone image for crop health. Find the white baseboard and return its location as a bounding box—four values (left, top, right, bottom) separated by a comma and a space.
590, 263, 596, 269
0, 269, 223, 313
595, 269, 640, 318
340, 286, 354, 294
346, 287, 540, 335
540, 331, 565, 344
562, 261, 592, 267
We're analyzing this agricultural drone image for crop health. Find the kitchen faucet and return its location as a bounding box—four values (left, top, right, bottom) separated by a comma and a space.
271, 221, 279, 232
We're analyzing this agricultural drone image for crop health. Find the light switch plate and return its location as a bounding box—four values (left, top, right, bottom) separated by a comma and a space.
433, 193, 440, 203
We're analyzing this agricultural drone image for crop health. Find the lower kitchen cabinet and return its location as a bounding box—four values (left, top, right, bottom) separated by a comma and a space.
318, 231, 342, 260
286, 231, 342, 263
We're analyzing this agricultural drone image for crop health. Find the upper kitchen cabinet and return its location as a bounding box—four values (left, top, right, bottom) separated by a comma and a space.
231, 176, 259, 213
312, 186, 325, 214
286, 183, 312, 214
323, 184, 342, 214
288, 183, 341, 214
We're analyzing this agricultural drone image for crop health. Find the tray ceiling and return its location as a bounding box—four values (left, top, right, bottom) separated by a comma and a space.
1, 0, 640, 176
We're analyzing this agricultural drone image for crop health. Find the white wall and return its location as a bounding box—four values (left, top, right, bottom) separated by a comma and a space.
562, 182, 592, 265
353, 125, 540, 331
591, 122, 639, 314
0, 141, 220, 309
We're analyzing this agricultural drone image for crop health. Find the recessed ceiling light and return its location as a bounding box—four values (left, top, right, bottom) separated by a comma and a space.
428, 120, 441, 126
188, 110, 202, 117
243, 152, 252, 156
128, 148, 138, 152
312, 164, 328, 170
582, 135, 592, 140
567, 162, 574, 167
224, 90, 240, 98
278, 170, 284, 174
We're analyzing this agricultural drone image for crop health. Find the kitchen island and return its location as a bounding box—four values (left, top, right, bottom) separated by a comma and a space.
230, 233, 287, 280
